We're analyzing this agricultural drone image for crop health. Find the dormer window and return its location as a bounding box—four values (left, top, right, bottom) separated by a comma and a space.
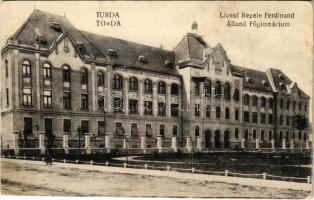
76, 43, 86, 54
138, 55, 148, 63
279, 82, 286, 90
50, 22, 62, 32
246, 77, 252, 84
165, 60, 173, 67
279, 74, 284, 80
35, 34, 47, 45
108, 49, 118, 57
262, 80, 269, 87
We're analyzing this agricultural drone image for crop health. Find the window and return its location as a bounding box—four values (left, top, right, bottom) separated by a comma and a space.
113, 74, 123, 90
171, 83, 179, 95
235, 108, 239, 120
225, 107, 230, 120
22, 60, 31, 77
280, 98, 283, 108
129, 77, 138, 92
252, 112, 257, 123
292, 132, 295, 139
206, 106, 211, 118
268, 114, 273, 124
286, 116, 290, 125
23, 88, 32, 106
5, 59, 8, 77
280, 115, 283, 125
253, 130, 256, 140
215, 106, 220, 119
243, 94, 250, 105
6, 88, 9, 106
158, 102, 166, 116
24, 117, 33, 136
63, 92, 71, 109
195, 104, 200, 117
144, 101, 153, 115
252, 96, 258, 107
80, 68, 88, 85
269, 98, 274, 109
160, 125, 165, 137
173, 125, 177, 136
279, 131, 283, 141
43, 63, 52, 79
194, 82, 200, 96
158, 81, 166, 94
269, 131, 272, 140
129, 100, 138, 114
43, 90, 52, 108
204, 79, 211, 97
286, 100, 290, 110
261, 130, 265, 141
195, 126, 200, 137
115, 122, 124, 136
244, 111, 249, 122
81, 94, 88, 110
286, 131, 289, 140
304, 103, 307, 111
304, 132, 307, 141
98, 121, 105, 135
260, 113, 266, 124
293, 101, 296, 110
144, 79, 153, 94
171, 103, 179, 117
215, 81, 221, 98
224, 83, 231, 100
233, 89, 240, 101
261, 97, 266, 107
131, 123, 138, 138
235, 128, 239, 139
244, 129, 249, 140
299, 102, 302, 111
63, 65, 71, 82
97, 96, 105, 111
146, 124, 152, 137
113, 97, 123, 112
97, 71, 105, 86
63, 119, 71, 134
81, 120, 89, 134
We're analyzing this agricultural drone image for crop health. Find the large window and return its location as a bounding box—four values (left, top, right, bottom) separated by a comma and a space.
5, 59, 8, 77
129, 100, 138, 114
252, 96, 258, 107
215, 106, 220, 119
261, 113, 266, 124
113, 97, 123, 113
204, 79, 211, 97
252, 112, 257, 123
6, 88, 9, 106
63, 65, 71, 82
173, 125, 177, 136
144, 79, 153, 94
81, 120, 89, 134
158, 102, 166, 116
215, 81, 221, 97
129, 77, 138, 92
243, 94, 250, 105
224, 83, 231, 100
43, 63, 52, 79
195, 126, 200, 137
286, 100, 290, 110
97, 71, 105, 86
63, 92, 71, 109
113, 74, 123, 90
144, 101, 153, 115
23, 88, 32, 106
171, 103, 179, 117
194, 82, 200, 96
261, 97, 266, 107
206, 106, 211, 118
171, 83, 179, 95
131, 123, 138, 138
146, 124, 153, 137
115, 122, 125, 136
195, 104, 200, 117
280, 115, 283, 125
225, 107, 230, 120
159, 125, 165, 137
261, 130, 265, 141
22, 60, 31, 77
235, 128, 239, 139
98, 121, 105, 135
268, 114, 273, 124
293, 101, 296, 110
234, 108, 239, 120
244, 111, 249, 122
80, 68, 88, 85
81, 94, 88, 110
286, 115, 290, 125
63, 119, 71, 134
158, 81, 166, 94
269, 98, 274, 109
24, 117, 33, 136
233, 89, 240, 101
43, 90, 52, 108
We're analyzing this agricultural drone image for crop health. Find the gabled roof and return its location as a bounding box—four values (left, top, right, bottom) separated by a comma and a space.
3, 10, 177, 76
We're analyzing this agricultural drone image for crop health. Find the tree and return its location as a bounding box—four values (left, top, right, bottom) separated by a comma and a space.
291, 113, 308, 136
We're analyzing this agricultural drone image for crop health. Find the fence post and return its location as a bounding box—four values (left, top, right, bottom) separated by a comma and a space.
271, 138, 275, 150
124, 163, 127, 168
191, 167, 195, 173
144, 164, 148, 170
256, 139, 259, 149
186, 137, 192, 153
167, 166, 170, 171
241, 139, 245, 149
157, 135, 163, 153
38, 131, 45, 155
225, 170, 228, 176
197, 136, 202, 152
23, 156, 26, 159
90, 160, 93, 165
307, 176, 311, 184
75, 160, 79, 164
105, 161, 109, 166
63, 159, 66, 163
85, 133, 91, 154
262, 172, 267, 180
171, 136, 177, 152
63, 132, 69, 154
140, 134, 147, 154
282, 139, 286, 150
105, 133, 111, 153
290, 140, 294, 150
13, 131, 20, 155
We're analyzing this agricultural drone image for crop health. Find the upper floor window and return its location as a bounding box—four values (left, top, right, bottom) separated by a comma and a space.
158, 81, 166, 94
224, 83, 231, 100
171, 103, 179, 117
304, 103, 308, 111
269, 98, 274, 109
280, 98, 283, 108
243, 94, 250, 105
216, 106, 221, 119
144, 79, 153, 94
225, 107, 230, 119
234, 108, 239, 120
63, 92, 71, 109
63, 65, 71, 82
5, 59, 8, 77
214, 81, 221, 98
206, 106, 211, 118
97, 71, 105, 86
129, 77, 138, 92
23, 88, 32, 106
22, 60, 31, 77
286, 100, 290, 110
299, 102, 302, 111
252, 95, 258, 107
204, 79, 211, 97
159, 124, 165, 137
195, 126, 200, 137
171, 83, 179, 95
113, 74, 123, 90
144, 101, 153, 115
43, 63, 52, 79
293, 101, 296, 110
80, 68, 88, 85
195, 104, 200, 117
233, 89, 240, 101
43, 90, 52, 108
194, 82, 200, 96
81, 94, 89, 110
261, 97, 266, 107
173, 125, 177, 136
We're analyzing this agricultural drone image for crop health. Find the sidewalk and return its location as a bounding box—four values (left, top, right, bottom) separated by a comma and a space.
1, 158, 311, 192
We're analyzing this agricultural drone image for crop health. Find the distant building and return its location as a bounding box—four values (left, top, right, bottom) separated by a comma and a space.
1, 10, 310, 150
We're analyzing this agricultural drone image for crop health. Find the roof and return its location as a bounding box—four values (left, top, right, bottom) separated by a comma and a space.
5, 10, 177, 76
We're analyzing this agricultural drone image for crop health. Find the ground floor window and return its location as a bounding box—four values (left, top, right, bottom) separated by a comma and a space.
98, 121, 105, 135
23, 117, 33, 138
63, 119, 71, 134
160, 124, 165, 137
81, 94, 88, 110
115, 122, 124, 136
81, 120, 89, 134
173, 125, 177, 136
235, 128, 239, 139
261, 130, 265, 141
131, 123, 138, 138
146, 124, 152, 137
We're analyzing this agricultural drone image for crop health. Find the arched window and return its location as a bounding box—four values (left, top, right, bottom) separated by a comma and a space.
261, 97, 266, 107
62, 65, 71, 82
286, 99, 290, 110
129, 77, 138, 91
80, 68, 88, 85
97, 71, 105, 86
43, 63, 52, 79
216, 106, 221, 119
195, 126, 200, 137
204, 79, 211, 97
158, 81, 166, 94
252, 95, 258, 107
113, 74, 123, 90
206, 105, 211, 118
171, 83, 179, 95
144, 79, 153, 94
243, 94, 250, 105
5, 59, 8, 77
233, 89, 240, 101
22, 60, 31, 77
225, 107, 230, 119
224, 83, 231, 100
269, 98, 274, 109
215, 81, 221, 97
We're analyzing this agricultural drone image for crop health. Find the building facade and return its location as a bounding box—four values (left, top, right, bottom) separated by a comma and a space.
0, 10, 310, 151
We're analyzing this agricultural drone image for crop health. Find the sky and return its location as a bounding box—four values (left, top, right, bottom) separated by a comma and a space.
0, 1, 312, 120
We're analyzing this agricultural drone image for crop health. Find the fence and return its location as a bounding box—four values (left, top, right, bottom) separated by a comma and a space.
2, 154, 311, 184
